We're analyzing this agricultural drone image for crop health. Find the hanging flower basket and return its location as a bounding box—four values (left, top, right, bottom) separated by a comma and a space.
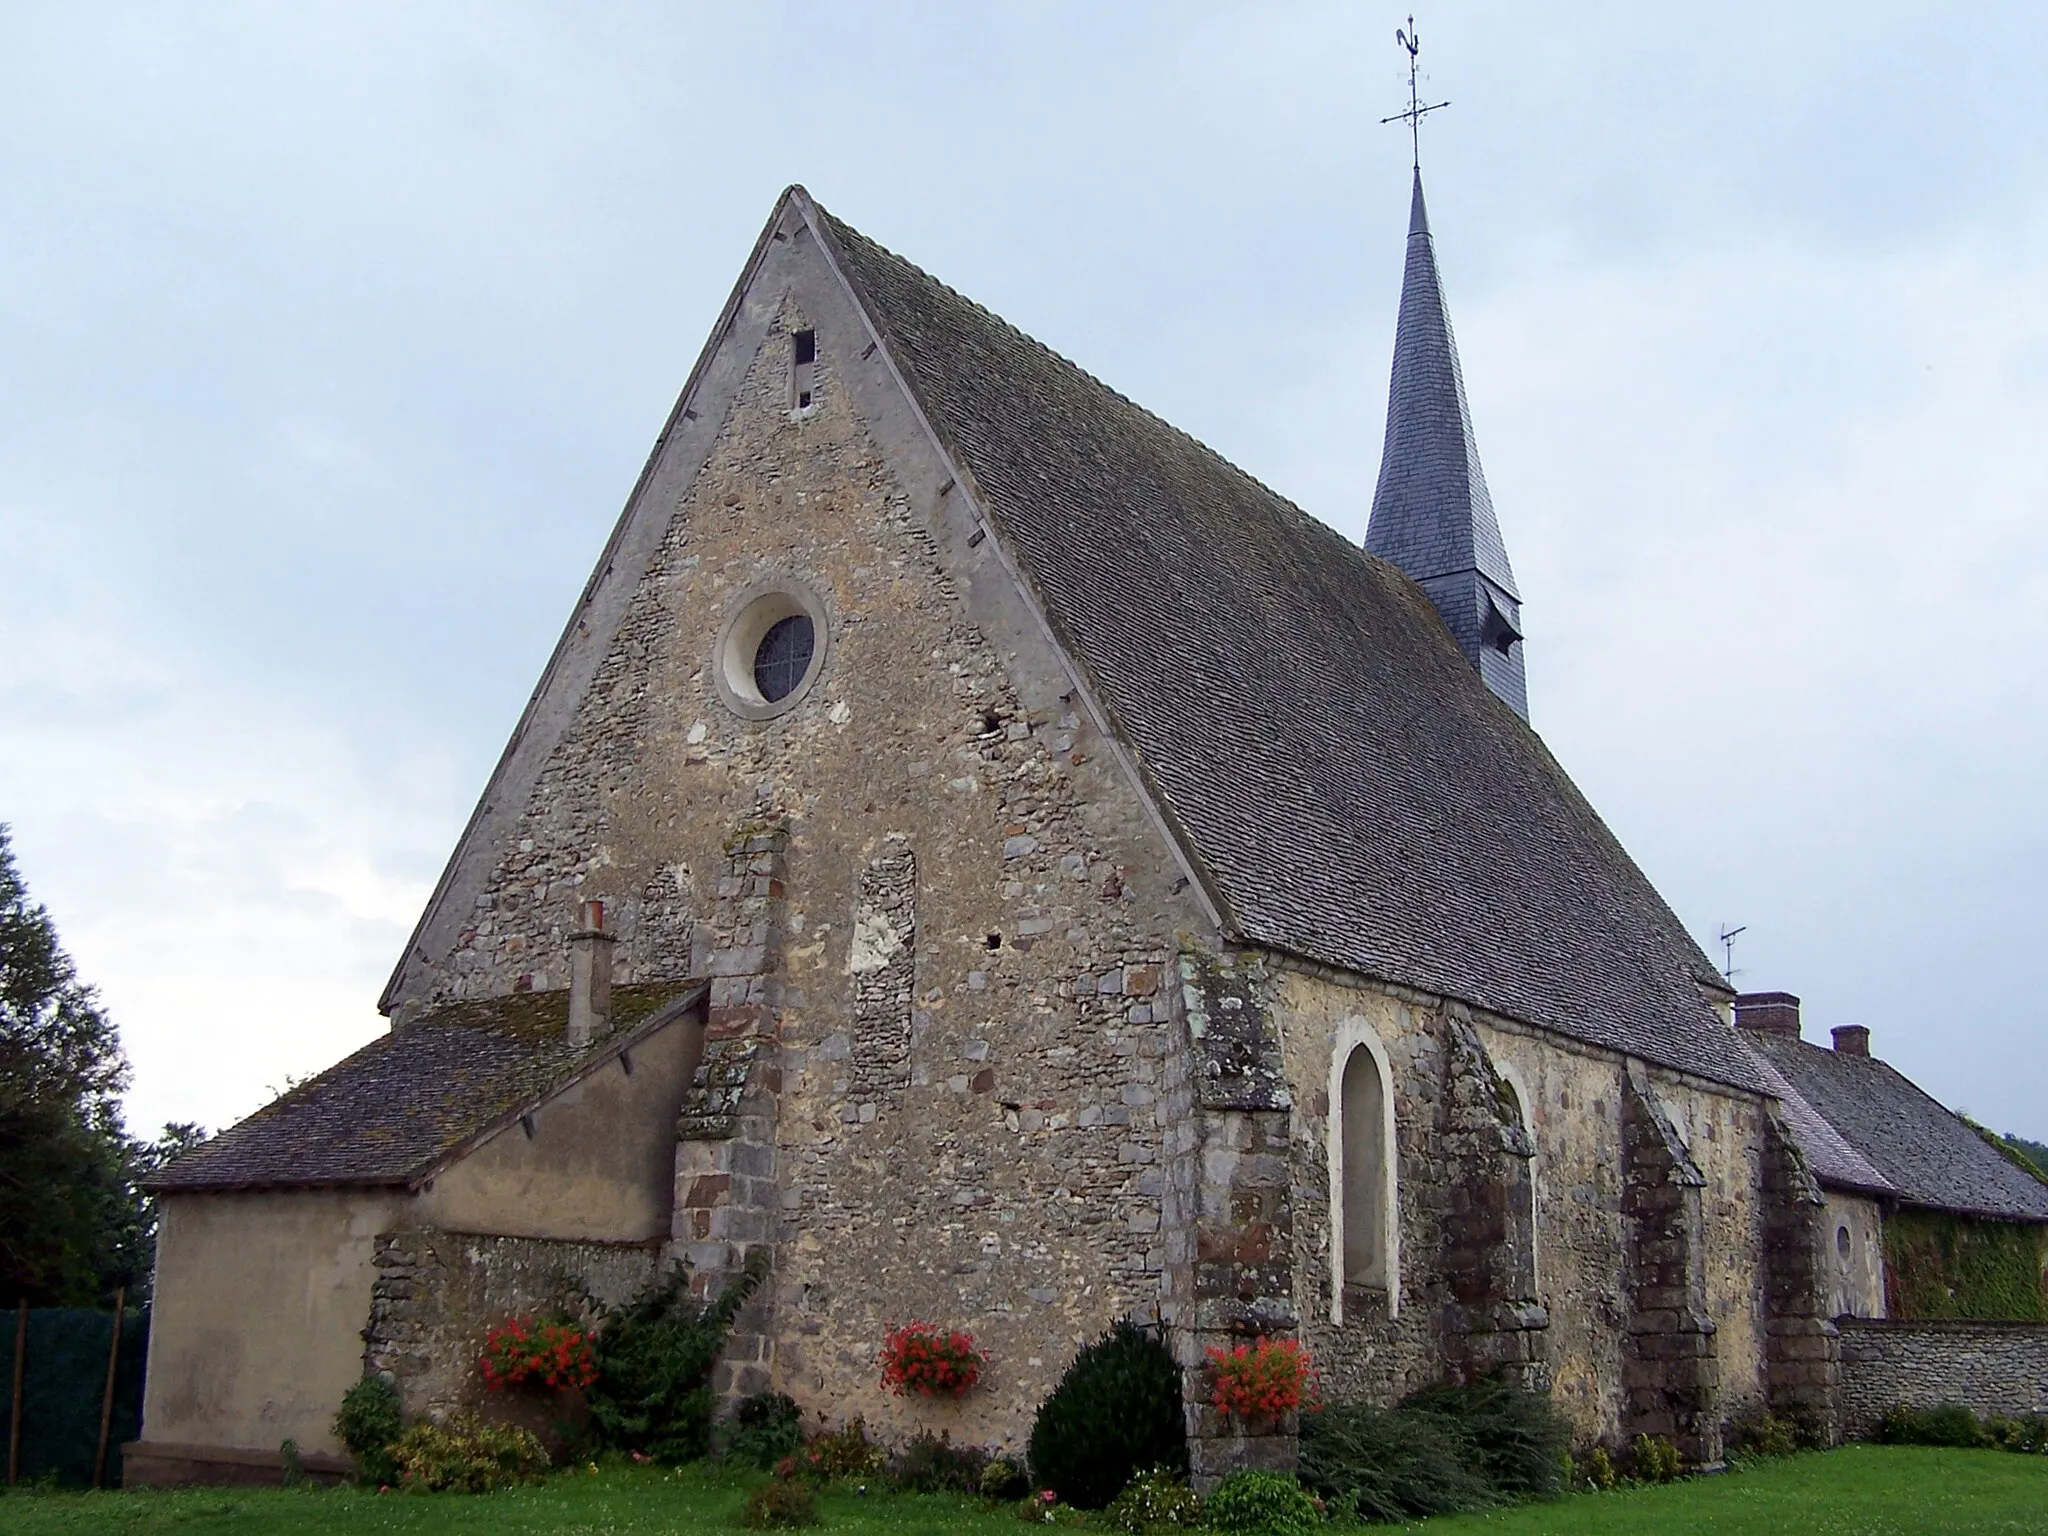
878, 1321, 985, 1398
479, 1316, 599, 1393
1205, 1335, 1320, 1425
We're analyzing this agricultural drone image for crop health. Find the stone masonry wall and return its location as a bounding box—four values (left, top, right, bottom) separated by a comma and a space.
393, 273, 1213, 1452
364, 1228, 662, 1421
1837, 1319, 2048, 1434
1272, 971, 1546, 1436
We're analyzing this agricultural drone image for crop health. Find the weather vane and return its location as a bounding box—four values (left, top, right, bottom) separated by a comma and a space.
1381, 16, 1449, 170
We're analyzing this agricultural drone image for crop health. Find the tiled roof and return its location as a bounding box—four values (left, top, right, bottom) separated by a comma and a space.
812, 195, 1763, 1095
1748, 1033, 2048, 1221
1740, 1039, 1897, 1195
149, 984, 702, 1192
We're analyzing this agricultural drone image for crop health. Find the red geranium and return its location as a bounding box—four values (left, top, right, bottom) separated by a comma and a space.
479, 1316, 598, 1393
878, 1321, 984, 1398
1205, 1335, 1319, 1424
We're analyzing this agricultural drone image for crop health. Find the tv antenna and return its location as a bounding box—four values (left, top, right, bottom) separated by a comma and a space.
1718, 923, 1748, 981
1381, 16, 1450, 170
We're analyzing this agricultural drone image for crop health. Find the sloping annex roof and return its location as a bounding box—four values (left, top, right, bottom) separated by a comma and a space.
150, 983, 702, 1193
1747, 1032, 2048, 1223
805, 190, 1763, 1094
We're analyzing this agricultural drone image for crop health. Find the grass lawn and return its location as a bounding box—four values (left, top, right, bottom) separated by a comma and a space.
1418, 1445, 2048, 1535
1, 1446, 2043, 1534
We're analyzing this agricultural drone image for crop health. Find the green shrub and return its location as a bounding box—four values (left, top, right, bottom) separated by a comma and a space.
1026, 1319, 1186, 1509
1629, 1433, 1682, 1483
391, 1411, 549, 1492
742, 1476, 819, 1529
1577, 1445, 1616, 1490
1299, 1399, 1496, 1521
796, 1416, 886, 1483
1878, 1402, 1992, 1448
1728, 1411, 1804, 1459
980, 1455, 1030, 1501
721, 1392, 805, 1470
888, 1430, 986, 1494
585, 1251, 767, 1463
1987, 1414, 2048, 1454
1202, 1470, 1319, 1536
1398, 1375, 1571, 1499
1299, 1375, 1568, 1521
332, 1374, 404, 1487
1015, 1488, 1069, 1523
1099, 1465, 1203, 1532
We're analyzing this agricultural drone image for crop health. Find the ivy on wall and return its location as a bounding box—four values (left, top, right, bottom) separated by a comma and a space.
1883, 1208, 2048, 1322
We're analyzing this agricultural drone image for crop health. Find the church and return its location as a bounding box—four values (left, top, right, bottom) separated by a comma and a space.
129, 175, 2048, 1487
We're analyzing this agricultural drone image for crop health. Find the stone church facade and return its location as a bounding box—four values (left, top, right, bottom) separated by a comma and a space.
139, 181, 1872, 1484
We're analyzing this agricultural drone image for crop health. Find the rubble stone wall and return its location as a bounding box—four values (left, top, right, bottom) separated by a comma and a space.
364, 1228, 662, 1421
384, 223, 1216, 1453
1837, 1319, 2048, 1434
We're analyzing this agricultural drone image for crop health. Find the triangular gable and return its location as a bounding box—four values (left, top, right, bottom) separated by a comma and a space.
381, 188, 1221, 1014
386, 186, 1760, 1096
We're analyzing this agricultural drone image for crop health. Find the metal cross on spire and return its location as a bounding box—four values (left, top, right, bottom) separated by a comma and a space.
1380, 16, 1449, 170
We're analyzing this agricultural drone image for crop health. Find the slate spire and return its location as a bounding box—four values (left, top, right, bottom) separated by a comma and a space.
1365, 171, 1528, 719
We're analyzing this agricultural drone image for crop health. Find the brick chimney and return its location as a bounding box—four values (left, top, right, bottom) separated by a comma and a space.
567, 899, 615, 1048
1733, 991, 1801, 1039
1831, 1024, 1870, 1057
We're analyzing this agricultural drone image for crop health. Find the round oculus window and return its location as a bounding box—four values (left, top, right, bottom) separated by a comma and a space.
714, 581, 830, 720
753, 613, 815, 702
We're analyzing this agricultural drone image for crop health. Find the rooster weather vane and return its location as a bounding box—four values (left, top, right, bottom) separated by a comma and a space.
1381, 16, 1450, 170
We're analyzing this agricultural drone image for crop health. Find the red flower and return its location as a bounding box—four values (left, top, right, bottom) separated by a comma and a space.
1205, 1336, 1319, 1424
878, 1321, 985, 1398
479, 1315, 598, 1392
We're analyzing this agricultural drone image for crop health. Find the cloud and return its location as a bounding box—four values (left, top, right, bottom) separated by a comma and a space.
2, 1, 2045, 1140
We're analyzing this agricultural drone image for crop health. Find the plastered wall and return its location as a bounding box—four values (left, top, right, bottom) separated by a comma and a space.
142, 1189, 401, 1455
1822, 1192, 1887, 1319
417, 1011, 701, 1243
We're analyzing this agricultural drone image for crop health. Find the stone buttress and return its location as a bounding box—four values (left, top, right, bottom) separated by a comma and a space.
1620, 1062, 1720, 1462
672, 818, 791, 1397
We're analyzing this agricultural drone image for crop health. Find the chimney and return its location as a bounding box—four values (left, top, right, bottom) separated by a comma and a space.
1831, 1024, 1870, 1057
567, 899, 615, 1048
1733, 991, 1802, 1039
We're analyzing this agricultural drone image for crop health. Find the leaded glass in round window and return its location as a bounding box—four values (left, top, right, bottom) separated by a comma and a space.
752, 613, 816, 702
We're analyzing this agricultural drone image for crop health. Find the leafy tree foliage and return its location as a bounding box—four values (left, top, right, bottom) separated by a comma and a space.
0, 824, 200, 1304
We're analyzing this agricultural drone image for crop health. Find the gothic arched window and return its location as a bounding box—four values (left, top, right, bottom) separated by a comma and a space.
1495, 1066, 1540, 1294
1328, 1018, 1399, 1323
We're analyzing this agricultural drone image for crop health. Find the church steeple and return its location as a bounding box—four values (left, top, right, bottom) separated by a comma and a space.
1364, 170, 1529, 720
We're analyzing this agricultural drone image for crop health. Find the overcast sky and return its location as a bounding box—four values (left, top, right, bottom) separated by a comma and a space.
4, 2, 2045, 1140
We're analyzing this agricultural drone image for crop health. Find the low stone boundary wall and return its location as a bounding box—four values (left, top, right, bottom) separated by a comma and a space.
1837, 1318, 2048, 1434
364, 1228, 663, 1419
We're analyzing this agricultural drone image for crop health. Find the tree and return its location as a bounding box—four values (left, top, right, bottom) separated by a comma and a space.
0, 824, 196, 1304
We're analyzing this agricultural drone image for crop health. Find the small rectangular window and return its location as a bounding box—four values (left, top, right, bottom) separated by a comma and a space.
791, 329, 817, 411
